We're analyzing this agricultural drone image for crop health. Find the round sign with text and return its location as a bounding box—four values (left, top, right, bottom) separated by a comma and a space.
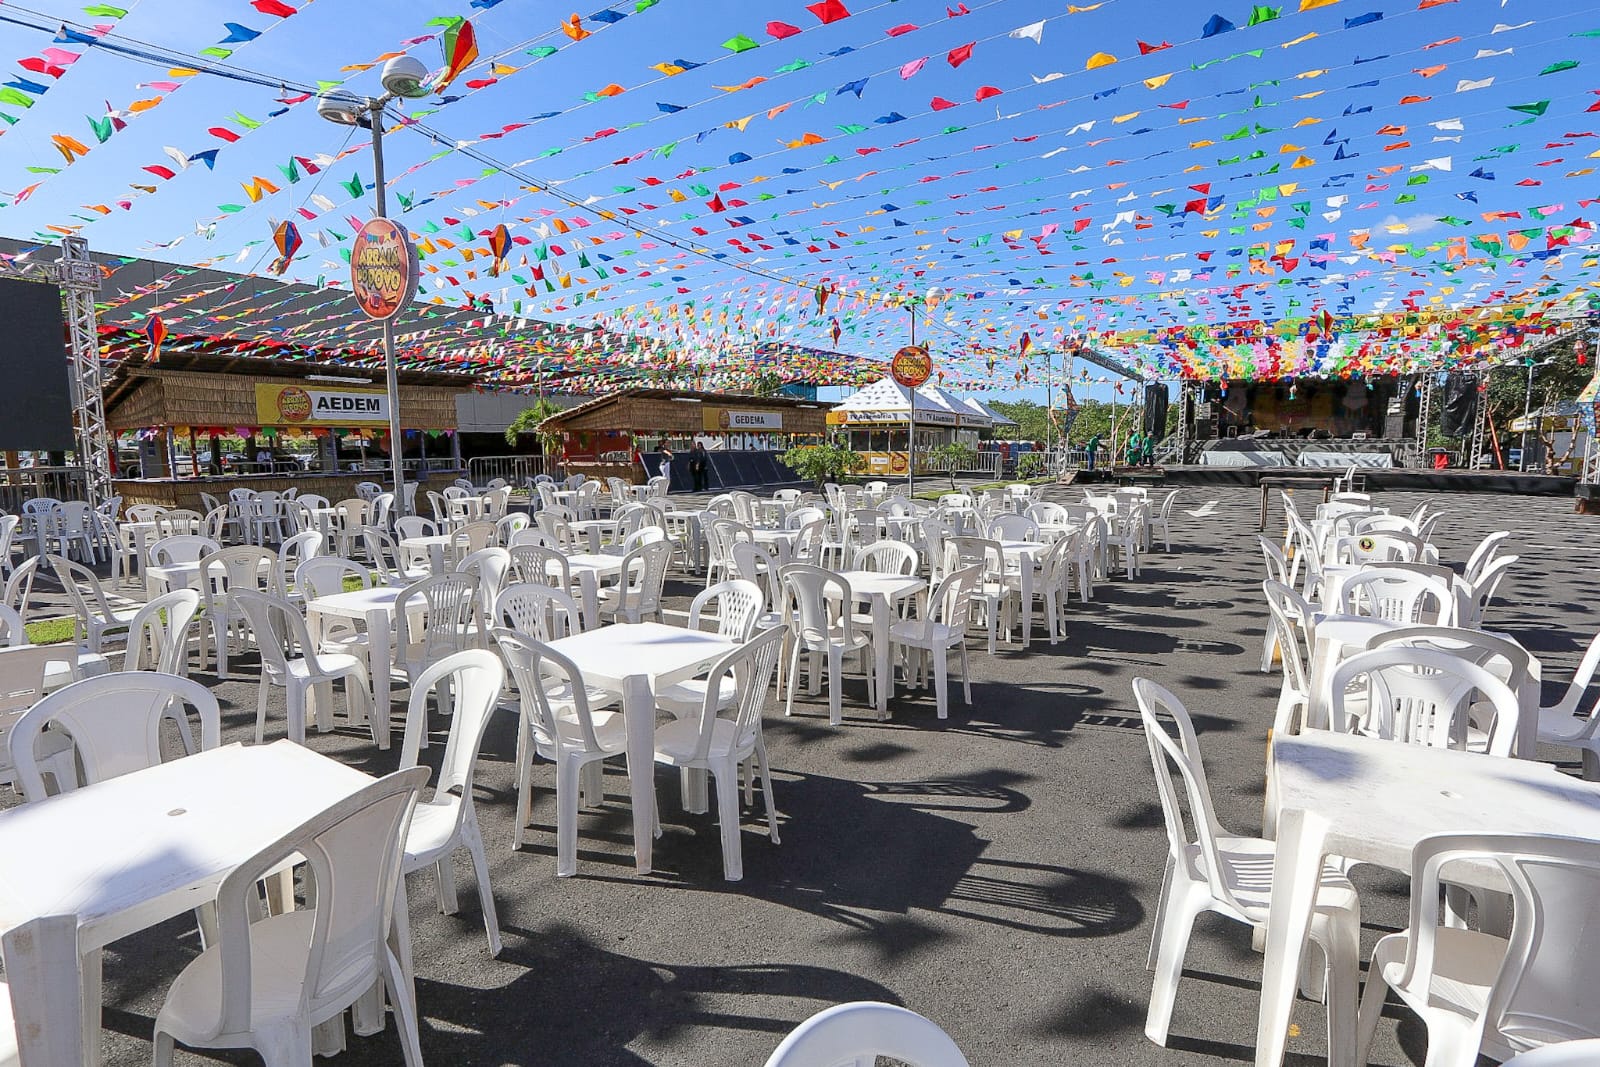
350, 218, 418, 320
891, 344, 933, 388
276, 386, 313, 423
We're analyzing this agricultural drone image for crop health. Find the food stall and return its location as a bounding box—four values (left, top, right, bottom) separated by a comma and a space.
826, 376, 990, 476
105, 353, 482, 511
537, 388, 828, 488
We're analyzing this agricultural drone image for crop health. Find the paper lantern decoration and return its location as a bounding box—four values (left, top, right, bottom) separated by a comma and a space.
143, 315, 167, 362
488, 223, 510, 276
268, 220, 302, 276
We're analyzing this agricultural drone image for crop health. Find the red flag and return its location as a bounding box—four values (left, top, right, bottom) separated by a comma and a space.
947, 42, 974, 67
805, 0, 851, 24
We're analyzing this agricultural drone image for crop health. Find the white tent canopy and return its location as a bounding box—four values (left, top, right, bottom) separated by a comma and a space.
962, 397, 1016, 428
832, 376, 990, 427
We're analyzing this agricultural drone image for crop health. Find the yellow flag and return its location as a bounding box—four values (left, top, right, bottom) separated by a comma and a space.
1086, 51, 1117, 69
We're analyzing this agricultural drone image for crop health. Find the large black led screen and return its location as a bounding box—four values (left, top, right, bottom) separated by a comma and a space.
0, 277, 75, 452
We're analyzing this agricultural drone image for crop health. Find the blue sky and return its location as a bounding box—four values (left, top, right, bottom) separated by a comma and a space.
1, 0, 1597, 405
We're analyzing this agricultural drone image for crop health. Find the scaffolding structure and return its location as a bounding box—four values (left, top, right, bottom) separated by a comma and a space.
0, 238, 109, 509
1413, 372, 1434, 467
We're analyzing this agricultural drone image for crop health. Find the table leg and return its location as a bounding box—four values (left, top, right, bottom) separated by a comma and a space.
872, 595, 891, 720
1254, 807, 1333, 1067
578, 571, 599, 630
368, 608, 392, 749
1305, 636, 1336, 732
622, 674, 658, 874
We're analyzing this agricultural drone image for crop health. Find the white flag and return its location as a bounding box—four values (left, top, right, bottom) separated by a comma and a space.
1009, 20, 1045, 44
1455, 77, 1493, 92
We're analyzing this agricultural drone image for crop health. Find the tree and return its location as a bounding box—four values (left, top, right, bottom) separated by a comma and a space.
750, 371, 785, 397
503, 397, 565, 458
779, 442, 865, 488
926, 441, 976, 489
987, 399, 1051, 442
1422, 334, 1594, 468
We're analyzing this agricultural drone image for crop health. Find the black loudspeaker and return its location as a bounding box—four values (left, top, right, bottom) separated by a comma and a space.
0, 277, 75, 451
1143, 383, 1170, 442
1383, 390, 1407, 439
1439, 374, 1478, 438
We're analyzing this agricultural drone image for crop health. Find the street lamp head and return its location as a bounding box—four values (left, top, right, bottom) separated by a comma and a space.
925, 285, 945, 307
316, 90, 366, 126
380, 55, 432, 99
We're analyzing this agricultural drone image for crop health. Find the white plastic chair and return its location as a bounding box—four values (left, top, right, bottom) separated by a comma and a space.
730, 541, 782, 612
152, 766, 429, 1067
124, 588, 202, 678
1263, 580, 1316, 737
47, 554, 142, 653
148, 533, 222, 577
1501, 1041, 1600, 1066
890, 566, 981, 719
1464, 531, 1510, 586
8, 671, 221, 800
653, 625, 785, 880
764, 1001, 970, 1067
1460, 554, 1517, 628
985, 513, 1038, 542
397, 649, 505, 958
850, 540, 918, 576
657, 580, 766, 719
1336, 568, 1456, 626
494, 629, 630, 874
394, 573, 483, 688
0, 644, 80, 793
277, 529, 324, 599
0, 914, 85, 1066
457, 546, 511, 625
296, 556, 373, 661
362, 526, 429, 587
496, 582, 586, 641
597, 540, 672, 625
1149, 489, 1179, 551
780, 564, 875, 726
233, 590, 374, 746
1535, 629, 1600, 769
1356, 833, 1600, 1067
1327, 647, 1521, 755
197, 546, 281, 679
1134, 678, 1360, 1051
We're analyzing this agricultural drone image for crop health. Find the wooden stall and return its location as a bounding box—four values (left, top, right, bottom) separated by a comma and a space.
106, 354, 482, 511
539, 388, 828, 486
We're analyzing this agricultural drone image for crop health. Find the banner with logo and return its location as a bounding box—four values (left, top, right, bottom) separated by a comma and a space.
255, 383, 390, 426
702, 408, 783, 431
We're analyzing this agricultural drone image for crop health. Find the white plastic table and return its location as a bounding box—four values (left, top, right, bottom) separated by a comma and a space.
569, 519, 620, 553
563, 552, 625, 628
0, 741, 374, 1065
546, 622, 740, 873
305, 585, 403, 748
399, 533, 454, 573
1257, 731, 1600, 1067
833, 570, 926, 717
663, 510, 706, 573
751, 527, 800, 567
1305, 613, 1543, 755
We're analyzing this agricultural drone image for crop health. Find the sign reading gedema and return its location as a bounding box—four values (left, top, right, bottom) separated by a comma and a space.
255, 383, 391, 426
703, 408, 783, 431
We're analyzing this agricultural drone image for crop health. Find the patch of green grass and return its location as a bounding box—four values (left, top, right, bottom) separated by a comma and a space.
25, 617, 77, 645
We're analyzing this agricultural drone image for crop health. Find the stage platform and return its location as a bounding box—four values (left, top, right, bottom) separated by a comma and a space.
1143, 465, 1577, 496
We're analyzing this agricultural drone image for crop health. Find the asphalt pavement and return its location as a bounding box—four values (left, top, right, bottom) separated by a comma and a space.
21, 483, 1600, 1066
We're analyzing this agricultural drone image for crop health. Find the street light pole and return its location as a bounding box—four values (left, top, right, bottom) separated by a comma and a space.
907, 303, 917, 499
368, 104, 408, 517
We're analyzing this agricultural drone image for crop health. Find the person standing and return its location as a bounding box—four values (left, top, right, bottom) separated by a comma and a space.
1085, 433, 1101, 471
689, 440, 710, 492
659, 445, 674, 488
1141, 433, 1156, 466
